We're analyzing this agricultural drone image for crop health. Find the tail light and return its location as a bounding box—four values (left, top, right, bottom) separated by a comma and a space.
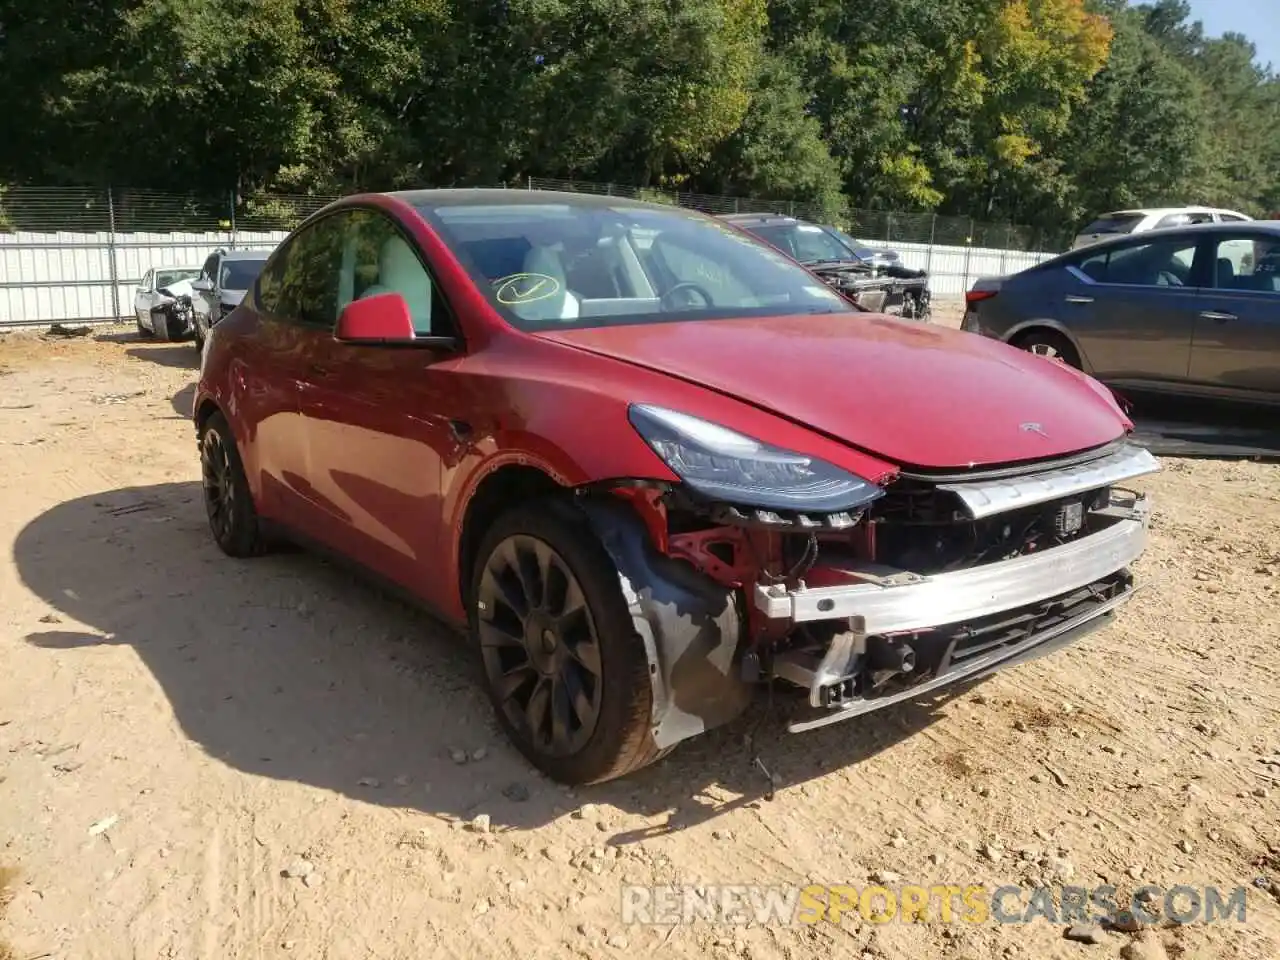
965, 289, 998, 305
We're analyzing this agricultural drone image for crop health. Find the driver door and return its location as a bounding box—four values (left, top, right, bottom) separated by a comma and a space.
293, 207, 465, 600
134, 269, 155, 326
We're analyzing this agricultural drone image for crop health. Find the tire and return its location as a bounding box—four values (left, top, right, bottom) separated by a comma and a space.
1014, 328, 1081, 369
470, 499, 663, 785
152, 309, 170, 341
198, 411, 266, 558
194, 319, 205, 354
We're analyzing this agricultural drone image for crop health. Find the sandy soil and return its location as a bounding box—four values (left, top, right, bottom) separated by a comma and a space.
1, 323, 1278, 960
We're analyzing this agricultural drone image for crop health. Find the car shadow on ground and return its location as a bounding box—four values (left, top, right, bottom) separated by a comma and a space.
125, 344, 200, 370
1125, 393, 1280, 461
14, 481, 973, 840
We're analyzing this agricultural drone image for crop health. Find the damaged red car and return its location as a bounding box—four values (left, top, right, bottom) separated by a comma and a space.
193, 189, 1161, 785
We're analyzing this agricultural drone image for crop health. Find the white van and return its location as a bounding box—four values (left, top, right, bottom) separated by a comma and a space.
1071, 206, 1252, 249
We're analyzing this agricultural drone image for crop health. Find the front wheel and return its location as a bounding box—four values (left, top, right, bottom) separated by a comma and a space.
470, 501, 663, 785
193, 317, 206, 353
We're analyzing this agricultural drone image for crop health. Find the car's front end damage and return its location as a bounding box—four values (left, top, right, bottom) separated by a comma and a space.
578, 407, 1159, 751
807, 258, 933, 320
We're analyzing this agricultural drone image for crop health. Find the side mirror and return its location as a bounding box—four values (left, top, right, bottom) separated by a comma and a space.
335, 293, 415, 344
191, 278, 212, 292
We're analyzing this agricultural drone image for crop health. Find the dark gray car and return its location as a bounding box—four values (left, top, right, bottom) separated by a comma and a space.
963, 222, 1280, 404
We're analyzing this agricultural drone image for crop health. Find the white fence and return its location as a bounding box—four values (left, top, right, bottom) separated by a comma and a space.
856, 239, 1057, 297
0, 230, 289, 328
0, 229, 1058, 327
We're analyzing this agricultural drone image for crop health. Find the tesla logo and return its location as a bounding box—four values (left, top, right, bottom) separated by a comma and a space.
1020, 422, 1049, 438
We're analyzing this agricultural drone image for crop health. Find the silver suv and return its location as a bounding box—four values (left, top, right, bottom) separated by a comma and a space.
191, 248, 272, 351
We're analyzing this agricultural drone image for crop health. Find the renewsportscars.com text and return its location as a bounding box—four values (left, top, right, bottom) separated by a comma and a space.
620, 883, 1250, 926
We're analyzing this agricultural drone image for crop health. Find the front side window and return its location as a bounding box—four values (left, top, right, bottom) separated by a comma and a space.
200, 255, 219, 282
335, 210, 443, 336
415, 201, 850, 331
1072, 237, 1198, 287
1156, 212, 1213, 229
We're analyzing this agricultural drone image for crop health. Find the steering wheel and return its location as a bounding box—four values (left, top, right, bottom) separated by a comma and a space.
660, 281, 715, 310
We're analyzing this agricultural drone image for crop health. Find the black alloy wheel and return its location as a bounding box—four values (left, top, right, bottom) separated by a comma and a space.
469, 501, 664, 784
476, 534, 604, 758
199, 412, 265, 557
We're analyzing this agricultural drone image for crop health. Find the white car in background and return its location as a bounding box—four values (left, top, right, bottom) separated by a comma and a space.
1071, 206, 1252, 249
134, 265, 201, 339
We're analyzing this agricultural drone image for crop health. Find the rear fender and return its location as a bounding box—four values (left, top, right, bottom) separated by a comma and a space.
574, 496, 754, 750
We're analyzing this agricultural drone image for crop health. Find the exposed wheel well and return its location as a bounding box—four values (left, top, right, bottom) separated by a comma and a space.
1010, 325, 1082, 367
194, 398, 221, 432
457, 465, 566, 608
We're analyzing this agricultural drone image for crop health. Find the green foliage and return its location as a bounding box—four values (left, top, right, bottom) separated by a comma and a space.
0, 0, 1277, 238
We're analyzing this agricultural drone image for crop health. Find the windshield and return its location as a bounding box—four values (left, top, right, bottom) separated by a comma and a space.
220, 257, 268, 291
830, 229, 885, 261
745, 222, 863, 265
415, 201, 852, 330
155, 269, 199, 289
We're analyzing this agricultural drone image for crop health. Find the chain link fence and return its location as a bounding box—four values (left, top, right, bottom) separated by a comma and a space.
526, 178, 1069, 253
0, 182, 1066, 327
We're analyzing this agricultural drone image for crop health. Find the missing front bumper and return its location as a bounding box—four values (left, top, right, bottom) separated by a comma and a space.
755, 495, 1151, 730
753, 498, 1149, 628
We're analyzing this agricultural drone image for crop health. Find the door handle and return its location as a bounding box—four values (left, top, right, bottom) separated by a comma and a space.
1064, 295, 1094, 304
1199, 311, 1237, 322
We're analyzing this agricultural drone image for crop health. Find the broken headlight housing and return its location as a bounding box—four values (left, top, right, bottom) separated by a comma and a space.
628, 404, 884, 513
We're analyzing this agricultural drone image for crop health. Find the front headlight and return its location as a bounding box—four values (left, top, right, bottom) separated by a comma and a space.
628, 404, 884, 513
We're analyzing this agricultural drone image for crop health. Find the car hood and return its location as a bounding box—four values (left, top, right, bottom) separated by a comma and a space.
535, 314, 1129, 469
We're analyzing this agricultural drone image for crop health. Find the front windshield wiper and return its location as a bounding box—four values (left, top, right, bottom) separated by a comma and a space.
803, 257, 869, 268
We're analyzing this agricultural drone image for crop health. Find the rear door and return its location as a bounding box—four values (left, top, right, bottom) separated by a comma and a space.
1188, 232, 1280, 397
241, 219, 348, 531
1066, 234, 1205, 385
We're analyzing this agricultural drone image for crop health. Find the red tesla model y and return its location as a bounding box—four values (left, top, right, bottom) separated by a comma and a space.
193, 189, 1160, 784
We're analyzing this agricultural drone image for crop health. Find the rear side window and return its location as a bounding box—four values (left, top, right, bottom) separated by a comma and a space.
1080, 214, 1144, 235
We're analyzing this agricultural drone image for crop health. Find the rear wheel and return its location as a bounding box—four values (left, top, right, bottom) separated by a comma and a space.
199, 411, 266, 558
1014, 329, 1081, 369
470, 500, 663, 785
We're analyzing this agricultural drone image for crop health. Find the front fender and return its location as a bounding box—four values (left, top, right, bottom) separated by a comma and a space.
574, 496, 754, 751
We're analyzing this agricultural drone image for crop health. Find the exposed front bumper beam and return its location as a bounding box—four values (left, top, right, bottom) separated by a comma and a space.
785, 584, 1138, 732
753, 498, 1150, 629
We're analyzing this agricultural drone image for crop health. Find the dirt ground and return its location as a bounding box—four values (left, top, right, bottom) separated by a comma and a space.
1, 319, 1278, 960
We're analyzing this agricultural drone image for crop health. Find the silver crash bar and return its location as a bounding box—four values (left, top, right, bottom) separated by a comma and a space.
753, 497, 1151, 628
938, 442, 1160, 519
